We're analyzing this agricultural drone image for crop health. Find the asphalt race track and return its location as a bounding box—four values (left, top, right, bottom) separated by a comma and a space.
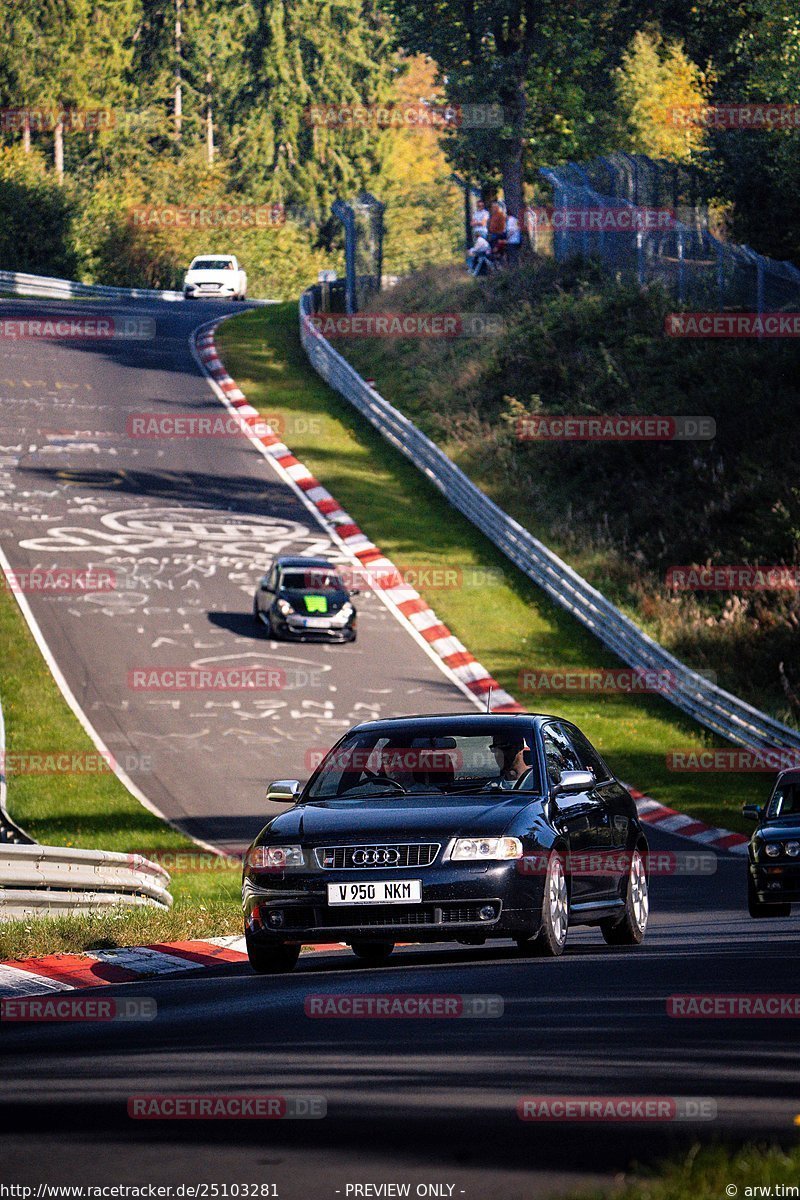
3, 836, 800, 1192
1, 299, 799, 1193
0, 297, 471, 852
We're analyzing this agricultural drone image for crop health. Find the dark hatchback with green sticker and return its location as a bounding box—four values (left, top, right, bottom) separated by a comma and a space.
253, 556, 358, 643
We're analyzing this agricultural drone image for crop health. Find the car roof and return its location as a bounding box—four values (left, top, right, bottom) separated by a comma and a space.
347, 713, 555, 734
192, 253, 234, 259
774, 769, 800, 786
274, 556, 337, 569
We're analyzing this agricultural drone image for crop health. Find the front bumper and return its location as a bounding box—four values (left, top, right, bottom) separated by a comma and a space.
184, 285, 238, 298
751, 860, 800, 903
270, 613, 356, 642
243, 862, 544, 944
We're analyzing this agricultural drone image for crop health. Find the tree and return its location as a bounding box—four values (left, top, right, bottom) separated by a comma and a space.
381, 0, 543, 213
229, 0, 394, 220
615, 28, 709, 160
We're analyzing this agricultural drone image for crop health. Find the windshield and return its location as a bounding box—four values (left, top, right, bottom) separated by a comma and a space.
280, 569, 344, 591
191, 259, 234, 270
767, 781, 800, 820
306, 721, 541, 799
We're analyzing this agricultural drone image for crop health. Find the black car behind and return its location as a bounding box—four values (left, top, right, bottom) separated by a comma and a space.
744, 768, 800, 917
242, 713, 650, 972
253, 555, 357, 642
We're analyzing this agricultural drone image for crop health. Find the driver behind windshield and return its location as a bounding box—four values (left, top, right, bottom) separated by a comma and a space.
489, 732, 533, 788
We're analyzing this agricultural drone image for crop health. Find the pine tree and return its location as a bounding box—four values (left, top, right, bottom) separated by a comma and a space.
230, 0, 394, 217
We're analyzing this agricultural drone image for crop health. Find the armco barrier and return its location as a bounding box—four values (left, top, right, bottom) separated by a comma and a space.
299, 289, 800, 755
0, 268, 183, 302
0, 693, 33, 846
0, 845, 172, 920
0, 691, 171, 913
0, 268, 276, 304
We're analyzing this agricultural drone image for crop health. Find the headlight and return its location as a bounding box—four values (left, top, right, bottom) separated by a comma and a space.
785, 841, 800, 857
449, 836, 523, 861
764, 842, 781, 858
276, 598, 294, 616
247, 845, 304, 870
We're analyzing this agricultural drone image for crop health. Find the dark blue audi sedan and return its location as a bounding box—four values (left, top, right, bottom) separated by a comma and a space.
242, 713, 650, 972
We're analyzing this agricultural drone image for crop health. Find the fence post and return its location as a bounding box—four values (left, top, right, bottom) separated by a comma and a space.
332, 199, 357, 314
677, 226, 685, 305
451, 173, 480, 254
637, 229, 645, 285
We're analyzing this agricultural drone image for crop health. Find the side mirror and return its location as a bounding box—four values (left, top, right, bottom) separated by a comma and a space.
742, 803, 763, 822
553, 769, 595, 796
349, 587, 360, 597
266, 779, 301, 805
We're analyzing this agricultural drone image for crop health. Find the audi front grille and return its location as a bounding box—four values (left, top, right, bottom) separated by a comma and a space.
314, 843, 440, 870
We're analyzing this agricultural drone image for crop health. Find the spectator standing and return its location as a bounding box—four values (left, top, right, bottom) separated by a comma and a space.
487, 200, 507, 247
471, 201, 490, 239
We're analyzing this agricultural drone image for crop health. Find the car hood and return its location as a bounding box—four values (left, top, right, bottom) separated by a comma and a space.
756, 820, 800, 840
257, 793, 542, 845
278, 588, 349, 614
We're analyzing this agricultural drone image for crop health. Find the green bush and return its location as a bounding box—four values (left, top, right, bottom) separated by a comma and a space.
0, 146, 79, 276
335, 258, 800, 722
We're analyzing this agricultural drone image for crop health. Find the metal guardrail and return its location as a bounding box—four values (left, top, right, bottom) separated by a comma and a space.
0, 690, 171, 914
0, 268, 184, 302
0, 845, 172, 920
299, 288, 800, 754
0, 268, 277, 305
0, 693, 33, 845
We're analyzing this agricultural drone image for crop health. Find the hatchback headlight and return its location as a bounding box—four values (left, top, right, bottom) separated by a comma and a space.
247, 845, 304, 870
785, 841, 800, 857
764, 843, 781, 858
276, 598, 294, 616
449, 836, 523, 861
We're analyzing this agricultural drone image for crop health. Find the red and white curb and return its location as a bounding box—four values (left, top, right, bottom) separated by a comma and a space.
629, 787, 747, 853
193, 323, 521, 714
0, 937, 356, 999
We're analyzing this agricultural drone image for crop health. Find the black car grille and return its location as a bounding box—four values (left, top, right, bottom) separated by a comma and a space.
314, 843, 440, 870
262, 902, 501, 926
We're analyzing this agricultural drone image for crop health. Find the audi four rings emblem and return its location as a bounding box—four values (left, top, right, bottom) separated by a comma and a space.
352, 848, 401, 866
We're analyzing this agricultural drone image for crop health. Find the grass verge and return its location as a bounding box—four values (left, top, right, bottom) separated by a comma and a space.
574, 1142, 800, 1200
0, 582, 241, 960
216, 304, 767, 832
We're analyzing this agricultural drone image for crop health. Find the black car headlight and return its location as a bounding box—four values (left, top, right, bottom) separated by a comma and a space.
447, 836, 523, 862
247, 845, 304, 870
785, 841, 800, 857
764, 843, 781, 858
276, 598, 294, 617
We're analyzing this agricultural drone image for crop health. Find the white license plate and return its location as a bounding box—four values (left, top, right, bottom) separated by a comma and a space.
327, 880, 422, 906
302, 616, 331, 628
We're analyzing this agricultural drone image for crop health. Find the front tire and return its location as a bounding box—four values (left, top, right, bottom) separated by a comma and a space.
517, 849, 569, 957
601, 847, 649, 946
246, 937, 300, 974
748, 872, 791, 918
350, 941, 394, 965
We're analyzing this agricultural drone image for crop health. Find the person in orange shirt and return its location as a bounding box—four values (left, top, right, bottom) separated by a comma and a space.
487, 200, 507, 247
